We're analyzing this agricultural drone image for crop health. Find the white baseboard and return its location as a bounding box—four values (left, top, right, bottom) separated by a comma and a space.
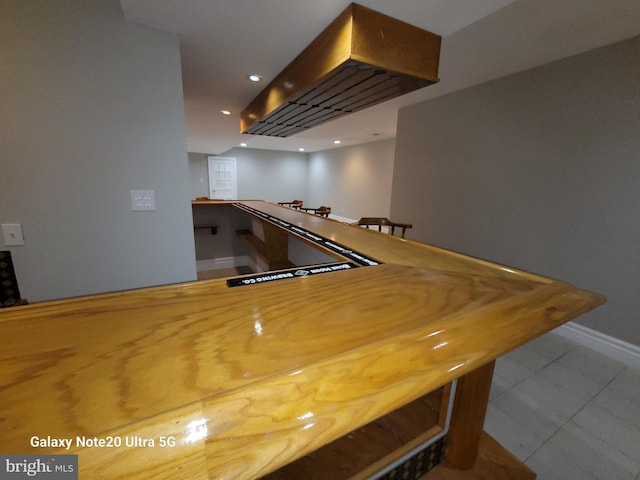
328, 214, 358, 224
553, 321, 640, 369
245, 256, 262, 274
196, 256, 248, 272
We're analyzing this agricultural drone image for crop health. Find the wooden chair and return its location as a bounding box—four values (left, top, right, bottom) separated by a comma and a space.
300, 206, 331, 217
278, 200, 303, 209
356, 217, 412, 238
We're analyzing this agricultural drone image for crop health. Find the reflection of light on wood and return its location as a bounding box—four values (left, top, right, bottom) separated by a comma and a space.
254, 320, 263, 336
448, 363, 466, 373
298, 412, 316, 431
184, 419, 208, 444
433, 341, 448, 350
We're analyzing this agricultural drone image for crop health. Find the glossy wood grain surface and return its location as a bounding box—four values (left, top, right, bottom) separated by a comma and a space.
0, 200, 604, 479
219, 200, 556, 282
264, 389, 444, 480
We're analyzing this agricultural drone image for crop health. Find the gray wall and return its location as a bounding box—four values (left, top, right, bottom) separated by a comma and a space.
0, 0, 197, 302
188, 140, 396, 221
392, 36, 640, 346
308, 139, 395, 220
188, 149, 308, 202
189, 142, 396, 221
188, 152, 212, 200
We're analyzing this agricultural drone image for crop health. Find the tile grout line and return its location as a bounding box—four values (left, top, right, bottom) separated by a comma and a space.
487, 344, 581, 464
523, 361, 628, 466
509, 345, 589, 463
564, 365, 640, 475
491, 336, 640, 478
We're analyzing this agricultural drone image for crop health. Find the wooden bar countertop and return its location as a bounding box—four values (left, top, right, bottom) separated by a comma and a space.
0, 200, 604, 479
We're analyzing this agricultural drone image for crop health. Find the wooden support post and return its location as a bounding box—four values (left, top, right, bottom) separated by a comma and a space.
262, 221, 290, 270
445, 360, 496, 470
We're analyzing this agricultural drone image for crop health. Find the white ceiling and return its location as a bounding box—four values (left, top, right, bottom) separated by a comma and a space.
120, 0, 640, 154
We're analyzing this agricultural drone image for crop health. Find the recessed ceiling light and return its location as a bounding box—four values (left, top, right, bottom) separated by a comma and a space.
248, 74, 262, 82
298, 148, 305, 152
240, 143, 247, 147
333, 140, 341, 144
220, 110, 232, 115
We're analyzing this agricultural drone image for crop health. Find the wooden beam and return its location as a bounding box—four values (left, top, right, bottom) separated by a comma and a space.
446, 361, 496, 470
240, 3, 441, 136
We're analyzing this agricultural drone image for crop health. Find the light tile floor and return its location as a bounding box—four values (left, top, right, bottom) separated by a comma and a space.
484, 332, 640, 480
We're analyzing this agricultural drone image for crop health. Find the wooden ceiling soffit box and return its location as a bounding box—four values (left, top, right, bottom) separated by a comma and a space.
240, 3, 441, 137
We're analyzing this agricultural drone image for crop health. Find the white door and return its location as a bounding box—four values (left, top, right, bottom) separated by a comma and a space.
208, 156, 237, 200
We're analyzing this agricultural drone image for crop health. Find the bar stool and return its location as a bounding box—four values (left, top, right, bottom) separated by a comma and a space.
356, 217, 412, 238
301, 206, 331, 217
278, 200, 303, 209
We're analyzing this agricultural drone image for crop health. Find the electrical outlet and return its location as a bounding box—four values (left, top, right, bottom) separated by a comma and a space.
2, 223, 25, 246
130, 190, 156, 211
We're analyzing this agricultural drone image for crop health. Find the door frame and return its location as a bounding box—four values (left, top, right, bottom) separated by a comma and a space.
207, 156, 237, 200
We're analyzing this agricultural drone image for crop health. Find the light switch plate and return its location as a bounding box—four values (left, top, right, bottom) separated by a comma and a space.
2, 223, 25, 246
130, 190, 156, 211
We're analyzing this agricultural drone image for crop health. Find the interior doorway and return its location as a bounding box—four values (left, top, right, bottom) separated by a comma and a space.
207, 156, 237, 199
